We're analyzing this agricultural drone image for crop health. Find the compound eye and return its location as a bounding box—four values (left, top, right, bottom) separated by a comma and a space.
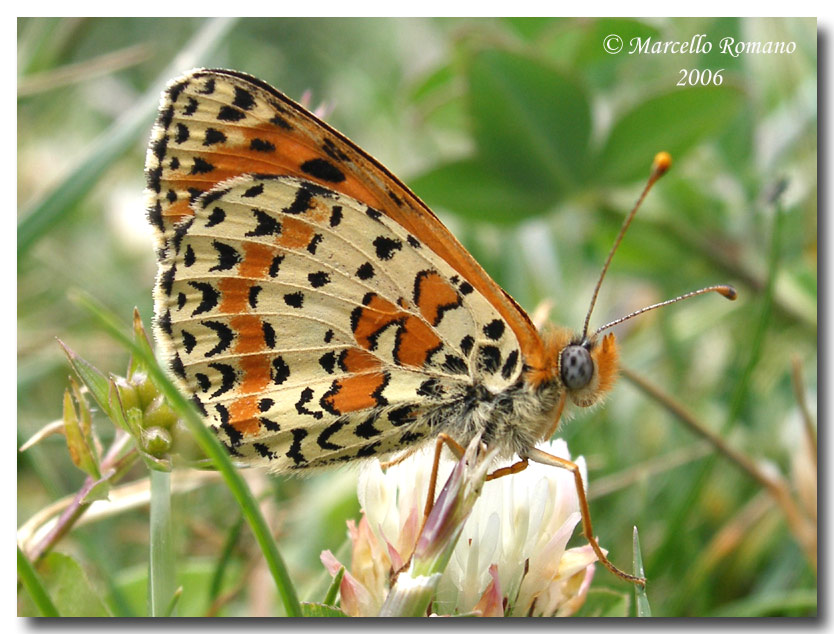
560, 345, 593, 390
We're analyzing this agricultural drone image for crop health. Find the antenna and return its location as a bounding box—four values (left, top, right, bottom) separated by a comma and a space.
593, 284, 737, 336
581, 152, 672, 340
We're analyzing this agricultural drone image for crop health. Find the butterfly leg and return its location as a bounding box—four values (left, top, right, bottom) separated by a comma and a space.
525, 447, 647, 587
422, 433, 465, 520
379, 445, 422, 470
486, 458, 529, 481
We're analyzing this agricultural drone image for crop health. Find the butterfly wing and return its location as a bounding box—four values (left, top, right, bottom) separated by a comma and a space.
155, 173, 525, 469
145, 69, 545, 370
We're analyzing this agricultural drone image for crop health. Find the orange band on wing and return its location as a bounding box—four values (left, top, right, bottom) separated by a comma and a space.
323, 372, 387, 414
228, 395, 261, 435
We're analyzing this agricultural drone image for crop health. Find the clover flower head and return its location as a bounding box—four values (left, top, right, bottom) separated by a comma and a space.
322, 438, 597, 617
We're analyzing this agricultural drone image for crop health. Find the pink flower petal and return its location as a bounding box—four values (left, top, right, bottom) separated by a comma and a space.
473, 564, 504, 617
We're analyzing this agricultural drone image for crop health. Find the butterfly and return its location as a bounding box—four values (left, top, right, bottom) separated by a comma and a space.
145, 68, 733, 584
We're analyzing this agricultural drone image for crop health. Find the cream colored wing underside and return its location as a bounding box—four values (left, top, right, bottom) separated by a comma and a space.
154, 175, 523, 470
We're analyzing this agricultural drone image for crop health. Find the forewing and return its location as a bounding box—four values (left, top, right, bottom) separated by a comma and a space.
145, 69, 545, 372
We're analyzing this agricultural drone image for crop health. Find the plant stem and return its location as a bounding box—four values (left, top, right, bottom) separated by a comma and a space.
149, 469, 175, 616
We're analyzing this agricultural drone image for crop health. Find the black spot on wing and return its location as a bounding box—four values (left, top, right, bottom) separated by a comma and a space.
205, 206, 226, 227
188, 281, 220, 316
243, 183, 264, 198
209, 241, 241, 272
483, 319, 505, 341
196, 76, 216, 95
190, 157, 215, 175
308, 271, 330, 288
460, 335, 475, 357
170, 353, 186, 379
160, 263, 176, 297
356, 262, 375, 280
329, 205, 343, 227
183, 244, 196, 267
263, 322, 276, 348
373, 236, 402, 261
203, 321, 235, 357
319, 351, 337, 374
203, 127, 226, 146
286, 428, 308, 465
195, 373, 210, 392
354, 412, 382, 439
301, 158, 345, 183
284, 292, 304, 308
183, 97, 198, 116
441, 354, 468, 375
271, 356, 290, 385
181, 330, 197, 354
207, 362, 237, 398
248, 285, 262, 308
246, 208, 281, 237
175, 123, 189, 144
217, 105, 245, 122
157, 309, 172, 336
501, 350, 519, 380
317, 419, 346, 451
306, 233, 323, 255
269, 254, 284, 277
253, 443, 276, 459
232, 86, 255, 110
295, 388, 322, 420
322, 138, 349, 162
250, 138, 275, 153
477, 345, 502, 374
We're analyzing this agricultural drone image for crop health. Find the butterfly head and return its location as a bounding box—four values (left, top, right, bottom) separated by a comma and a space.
536, 328, 619, 408
561, 332, 619, 407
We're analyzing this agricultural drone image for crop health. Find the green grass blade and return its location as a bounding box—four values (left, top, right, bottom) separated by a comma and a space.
632, 526, 651, 617
207, 513, 244, 608
17, 546, 60, 617
72, 290, 302, 617
322, 566, 345, 607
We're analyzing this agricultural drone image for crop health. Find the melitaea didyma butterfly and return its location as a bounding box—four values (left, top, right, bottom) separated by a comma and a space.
145, 69, 735, 584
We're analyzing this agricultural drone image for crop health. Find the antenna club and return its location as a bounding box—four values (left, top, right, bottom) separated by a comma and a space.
718, 285, 738, 300
651, 151, 673, 179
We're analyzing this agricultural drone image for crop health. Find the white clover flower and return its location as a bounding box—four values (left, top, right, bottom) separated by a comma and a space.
322, 438, 597, 617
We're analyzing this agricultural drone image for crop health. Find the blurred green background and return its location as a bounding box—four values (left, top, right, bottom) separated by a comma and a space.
18, 17, 817, 616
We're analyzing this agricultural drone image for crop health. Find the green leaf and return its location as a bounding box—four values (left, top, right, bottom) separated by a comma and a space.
410, 158, 558, 223
62, 387, 100, 479
26, 552, 111, 617
79, 471, 114, 504
595, 86, 745, 184
468, 49, 592, 199
59, 340, 114, 421
301, 602, 350, 617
